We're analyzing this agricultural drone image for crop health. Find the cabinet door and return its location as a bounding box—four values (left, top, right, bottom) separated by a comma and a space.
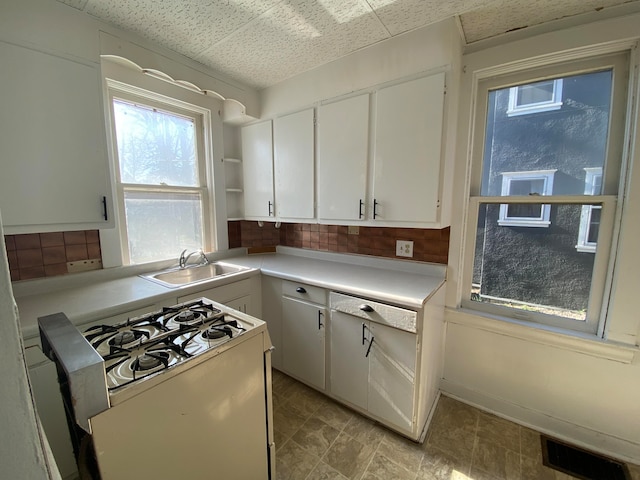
367, 322, 416, 433
372, 73, 445, 223
317, 94, 369, 222
261, 276, 283, 370
281, 297, 325, 390
329, 310, 368, 410
274, 109, 314, 220
242, 121, 275, 219
224, 295, 252, 314
0, 41, 112, 234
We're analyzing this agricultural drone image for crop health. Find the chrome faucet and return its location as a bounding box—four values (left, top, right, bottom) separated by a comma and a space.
179, 249, 210, 269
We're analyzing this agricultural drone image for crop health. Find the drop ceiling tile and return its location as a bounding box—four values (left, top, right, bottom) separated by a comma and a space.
461, 0, 637, 43
56, 0, 89, 10
195, 0, 390, 88
367, 0, 492, 36
84, 0, 282, 59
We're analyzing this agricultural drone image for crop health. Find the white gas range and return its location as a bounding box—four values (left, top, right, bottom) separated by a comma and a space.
38, 297, 275, 480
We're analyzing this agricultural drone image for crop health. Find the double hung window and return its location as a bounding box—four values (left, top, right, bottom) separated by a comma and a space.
463, 52, 629, 334
108, 84, 212, 264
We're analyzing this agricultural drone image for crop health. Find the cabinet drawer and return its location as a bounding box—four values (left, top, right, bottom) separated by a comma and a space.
330, 292, 417, 333
282, 280, 326, 305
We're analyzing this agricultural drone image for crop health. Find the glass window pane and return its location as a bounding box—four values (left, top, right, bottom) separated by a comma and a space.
472, 203, 601, 322
124, 191, 202, 264
587, 207, 601, 243
506, 203, 542, 219
482, 70, 613, 196
517, 80, 554, 105
113, 100, 198, 187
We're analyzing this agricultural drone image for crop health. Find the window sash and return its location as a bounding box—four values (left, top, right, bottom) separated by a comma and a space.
462, 195, 617, 334
107, 82, 212, 265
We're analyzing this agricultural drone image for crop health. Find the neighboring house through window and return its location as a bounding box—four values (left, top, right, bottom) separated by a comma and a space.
498, 170, 555, 227
107, 82, 212, 265
464, 52, 629, 334
507, 78, 563, 116
576, 168, 603, 253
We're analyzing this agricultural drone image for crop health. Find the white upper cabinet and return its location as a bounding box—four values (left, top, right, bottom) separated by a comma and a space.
241, 121, 275, 220
315, 72, 447, 227
317, 94, 370, 222
0, 41, 113, 234
274, 109, 314, 220
372, 73, 445, 224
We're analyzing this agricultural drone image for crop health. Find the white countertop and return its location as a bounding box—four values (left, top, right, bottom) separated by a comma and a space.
15, 247, 446, 341
225, 247, 446, 308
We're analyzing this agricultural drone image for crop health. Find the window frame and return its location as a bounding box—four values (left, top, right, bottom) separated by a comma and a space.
106, 78, 214, 265
507, 78, 563, 116
461, 52, 630, 335
498, 170, 556, 227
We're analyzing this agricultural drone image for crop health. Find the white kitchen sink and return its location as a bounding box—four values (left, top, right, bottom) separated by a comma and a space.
141, 262, 249, 288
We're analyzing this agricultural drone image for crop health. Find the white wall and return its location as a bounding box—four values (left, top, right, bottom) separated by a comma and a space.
261, 18, 462, 117
0, 0, 259, 117
0, 213, 60, 480
446, 13, 640, 463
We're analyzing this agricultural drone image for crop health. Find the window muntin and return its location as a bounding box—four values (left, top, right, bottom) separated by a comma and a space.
498, 170, 555, 226
110, 93, 211, 265
507, 78, 563, 116
463, 52, 629, 334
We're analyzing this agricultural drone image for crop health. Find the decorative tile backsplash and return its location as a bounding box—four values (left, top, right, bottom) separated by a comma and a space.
4, 222, 447, 282
229, 221, 449, 264
4, 230, 102, 281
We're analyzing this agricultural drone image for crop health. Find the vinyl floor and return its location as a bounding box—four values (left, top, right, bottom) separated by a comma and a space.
271, 369, 640, 480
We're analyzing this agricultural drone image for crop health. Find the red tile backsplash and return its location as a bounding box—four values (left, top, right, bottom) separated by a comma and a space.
228, 221, 449, 264
4, 230, 102, 281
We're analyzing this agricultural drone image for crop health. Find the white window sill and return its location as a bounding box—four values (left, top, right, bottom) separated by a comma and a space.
498, 219, 551, 227
445, 307, 638, 364
506, 101, 563, 117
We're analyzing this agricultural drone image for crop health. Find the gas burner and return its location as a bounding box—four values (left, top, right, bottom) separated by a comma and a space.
134, 352, 169, 371
202, 326, 232, 340
161, 301, 223, 330
176, 310, 197, 322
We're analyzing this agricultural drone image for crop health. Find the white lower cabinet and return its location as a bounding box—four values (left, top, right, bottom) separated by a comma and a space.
329, 293, 417, 435
261, 276, 283, 370
282, 296, 326, 390
263, 277, 444, 441
281, 281, 326, 390
177, 279, 253, 314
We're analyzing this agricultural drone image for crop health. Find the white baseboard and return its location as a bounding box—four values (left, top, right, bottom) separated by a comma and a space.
440, 379, 640, 464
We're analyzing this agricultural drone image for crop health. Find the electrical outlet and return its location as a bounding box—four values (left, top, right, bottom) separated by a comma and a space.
396, 240, 414, 258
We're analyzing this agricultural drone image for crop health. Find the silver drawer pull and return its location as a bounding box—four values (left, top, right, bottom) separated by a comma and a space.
359, 304, 374, 312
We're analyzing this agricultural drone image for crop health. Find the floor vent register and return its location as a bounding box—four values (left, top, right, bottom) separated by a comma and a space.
541, 436, 631, 480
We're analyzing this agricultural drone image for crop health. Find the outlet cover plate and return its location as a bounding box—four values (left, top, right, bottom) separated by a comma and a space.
396, 240, 414, 258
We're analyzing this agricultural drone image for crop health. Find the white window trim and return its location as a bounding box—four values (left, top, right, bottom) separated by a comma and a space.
498, 170, 556, 227
106, 78, 214, 265
576, 168, 603, 253
458, 50, 631, 337
507, 78, 563, 116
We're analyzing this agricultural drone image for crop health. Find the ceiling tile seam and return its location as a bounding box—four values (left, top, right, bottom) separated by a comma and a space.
363, 0, 393, 37
192, 0, 289, 57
